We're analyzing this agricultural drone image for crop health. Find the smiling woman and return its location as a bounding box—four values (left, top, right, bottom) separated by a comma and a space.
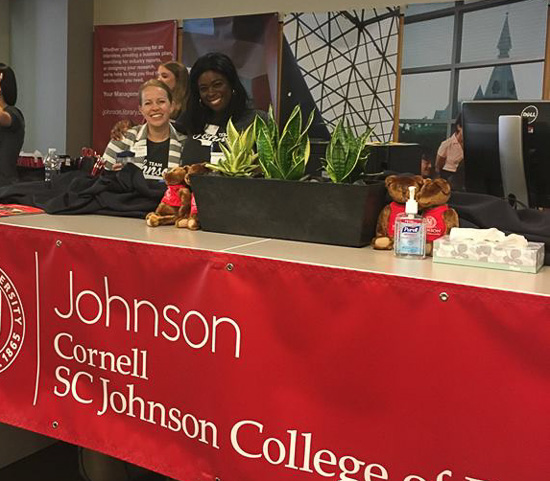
176, 52, 266, 165
102, 79, 186, 181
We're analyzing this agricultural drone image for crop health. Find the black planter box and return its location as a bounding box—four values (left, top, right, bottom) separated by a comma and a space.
191, 175, 387, 247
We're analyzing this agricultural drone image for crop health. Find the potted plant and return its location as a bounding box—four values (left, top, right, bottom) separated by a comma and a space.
191, 107, 387, 247
255, 105, 314, 180
203, 119, 259, 177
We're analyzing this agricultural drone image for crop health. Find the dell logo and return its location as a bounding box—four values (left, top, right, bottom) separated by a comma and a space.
521, 105, 539, 124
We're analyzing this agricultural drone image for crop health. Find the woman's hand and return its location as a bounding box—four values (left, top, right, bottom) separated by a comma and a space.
112, 163, 124, 171
110, 119, 134, 141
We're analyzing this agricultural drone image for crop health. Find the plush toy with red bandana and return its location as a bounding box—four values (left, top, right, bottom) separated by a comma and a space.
146, 163, 208, 229
416, 177, 459, 255
372, 174, 425, 250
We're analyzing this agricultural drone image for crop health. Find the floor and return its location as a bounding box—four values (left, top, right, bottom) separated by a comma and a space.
0, 442, 167, 481
0, 441, 82, 481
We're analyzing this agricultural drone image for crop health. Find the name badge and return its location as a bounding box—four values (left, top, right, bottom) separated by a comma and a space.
205, 124, 220, 135
132, 145, 147, 159
210, 152, 224, 165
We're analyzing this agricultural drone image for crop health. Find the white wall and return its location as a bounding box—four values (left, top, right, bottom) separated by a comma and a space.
9, 0, 93, 156
11, 0, 68, 155
0, 0, 9, 63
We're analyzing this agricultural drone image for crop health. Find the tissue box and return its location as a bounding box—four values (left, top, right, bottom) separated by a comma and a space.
433, 235, 545, 273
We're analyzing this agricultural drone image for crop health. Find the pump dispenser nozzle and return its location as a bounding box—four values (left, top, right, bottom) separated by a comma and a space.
405, 186, 418, 215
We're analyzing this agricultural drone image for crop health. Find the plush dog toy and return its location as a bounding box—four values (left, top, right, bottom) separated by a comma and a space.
416, 178, 459, 255
372, 175, 425, 250
145, 163, 208, 229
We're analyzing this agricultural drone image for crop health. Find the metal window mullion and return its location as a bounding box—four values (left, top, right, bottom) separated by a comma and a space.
405, 0, 526, 25
448, 2, 463, 134
402, 56, 544, 76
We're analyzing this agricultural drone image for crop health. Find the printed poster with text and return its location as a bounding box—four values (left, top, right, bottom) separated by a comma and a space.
93, 21, 177, 152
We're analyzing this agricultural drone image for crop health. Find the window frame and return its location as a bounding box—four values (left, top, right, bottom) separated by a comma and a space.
400, 0, 547, 137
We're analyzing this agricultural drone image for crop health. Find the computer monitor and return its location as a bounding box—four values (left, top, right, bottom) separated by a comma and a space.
463, 100, 550, 208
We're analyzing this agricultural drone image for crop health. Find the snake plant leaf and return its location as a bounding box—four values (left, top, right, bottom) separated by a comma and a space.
243, 123, 256, 152
328, 137, 348, 183
286, 137, 311, 180
232, 149, 245, 170
277, 130, 295, 176
277, 106, 302, 175
205, 163, 225, 173
254, 114, 268, 139
226, 118, 239, 149
292, 133, 310, 171
324, 119, 373, 183
286, 105, 303, 139
257, 127, 277, 178
208, 118, 259, 176
255, 104, 314, 180
286, 158, 306, 180
218, 142, 233, 162
266, 105, 279, 144
296, 109, 315, 146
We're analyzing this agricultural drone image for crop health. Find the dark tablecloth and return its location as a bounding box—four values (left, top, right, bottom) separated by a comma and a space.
0, 163, 164, 218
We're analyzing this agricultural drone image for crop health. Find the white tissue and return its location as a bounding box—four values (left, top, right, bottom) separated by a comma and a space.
449, 227, 527, 246
500, 233, 529, 248
449, 227, 504, 242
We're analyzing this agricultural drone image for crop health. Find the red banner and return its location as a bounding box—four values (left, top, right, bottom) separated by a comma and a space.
93, 21, 177, 153
0, 224, 549, 481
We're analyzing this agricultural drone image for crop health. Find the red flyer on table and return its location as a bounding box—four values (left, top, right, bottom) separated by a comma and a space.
0, 204, 44, 217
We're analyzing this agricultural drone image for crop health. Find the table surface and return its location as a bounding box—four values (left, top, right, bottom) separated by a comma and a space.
2, 213, 549, 297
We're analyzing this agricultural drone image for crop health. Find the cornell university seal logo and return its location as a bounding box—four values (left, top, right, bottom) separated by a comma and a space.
0, 268, 25, 374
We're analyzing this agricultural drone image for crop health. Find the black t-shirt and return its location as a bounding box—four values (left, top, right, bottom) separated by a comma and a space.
180, 124, 226, 166
144, 138, 170, 180
179, 109, 265, 166
0, 106, 25, 185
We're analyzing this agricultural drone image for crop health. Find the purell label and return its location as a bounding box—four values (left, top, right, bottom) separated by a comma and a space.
394, 216, 426, 258
402, 225, 420, 234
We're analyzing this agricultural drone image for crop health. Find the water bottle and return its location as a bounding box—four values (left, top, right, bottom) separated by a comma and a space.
44, 148, 60, 184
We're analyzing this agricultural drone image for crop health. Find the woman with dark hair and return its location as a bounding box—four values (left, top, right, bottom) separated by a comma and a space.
177, 52, 266, 165
0, 63, 25, 185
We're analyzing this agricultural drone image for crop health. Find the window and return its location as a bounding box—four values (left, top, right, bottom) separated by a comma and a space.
398, 0, 548, 164
457, 63, 544, 103
461, 0, 547, 63
403, 16, 454, 68
400, 71, 451, 119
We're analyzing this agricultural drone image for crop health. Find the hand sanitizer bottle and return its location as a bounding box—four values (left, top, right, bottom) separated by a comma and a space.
394, 185, 426, 259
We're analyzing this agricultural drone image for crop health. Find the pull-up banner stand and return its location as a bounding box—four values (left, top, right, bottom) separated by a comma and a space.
93, 20, 178, 152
